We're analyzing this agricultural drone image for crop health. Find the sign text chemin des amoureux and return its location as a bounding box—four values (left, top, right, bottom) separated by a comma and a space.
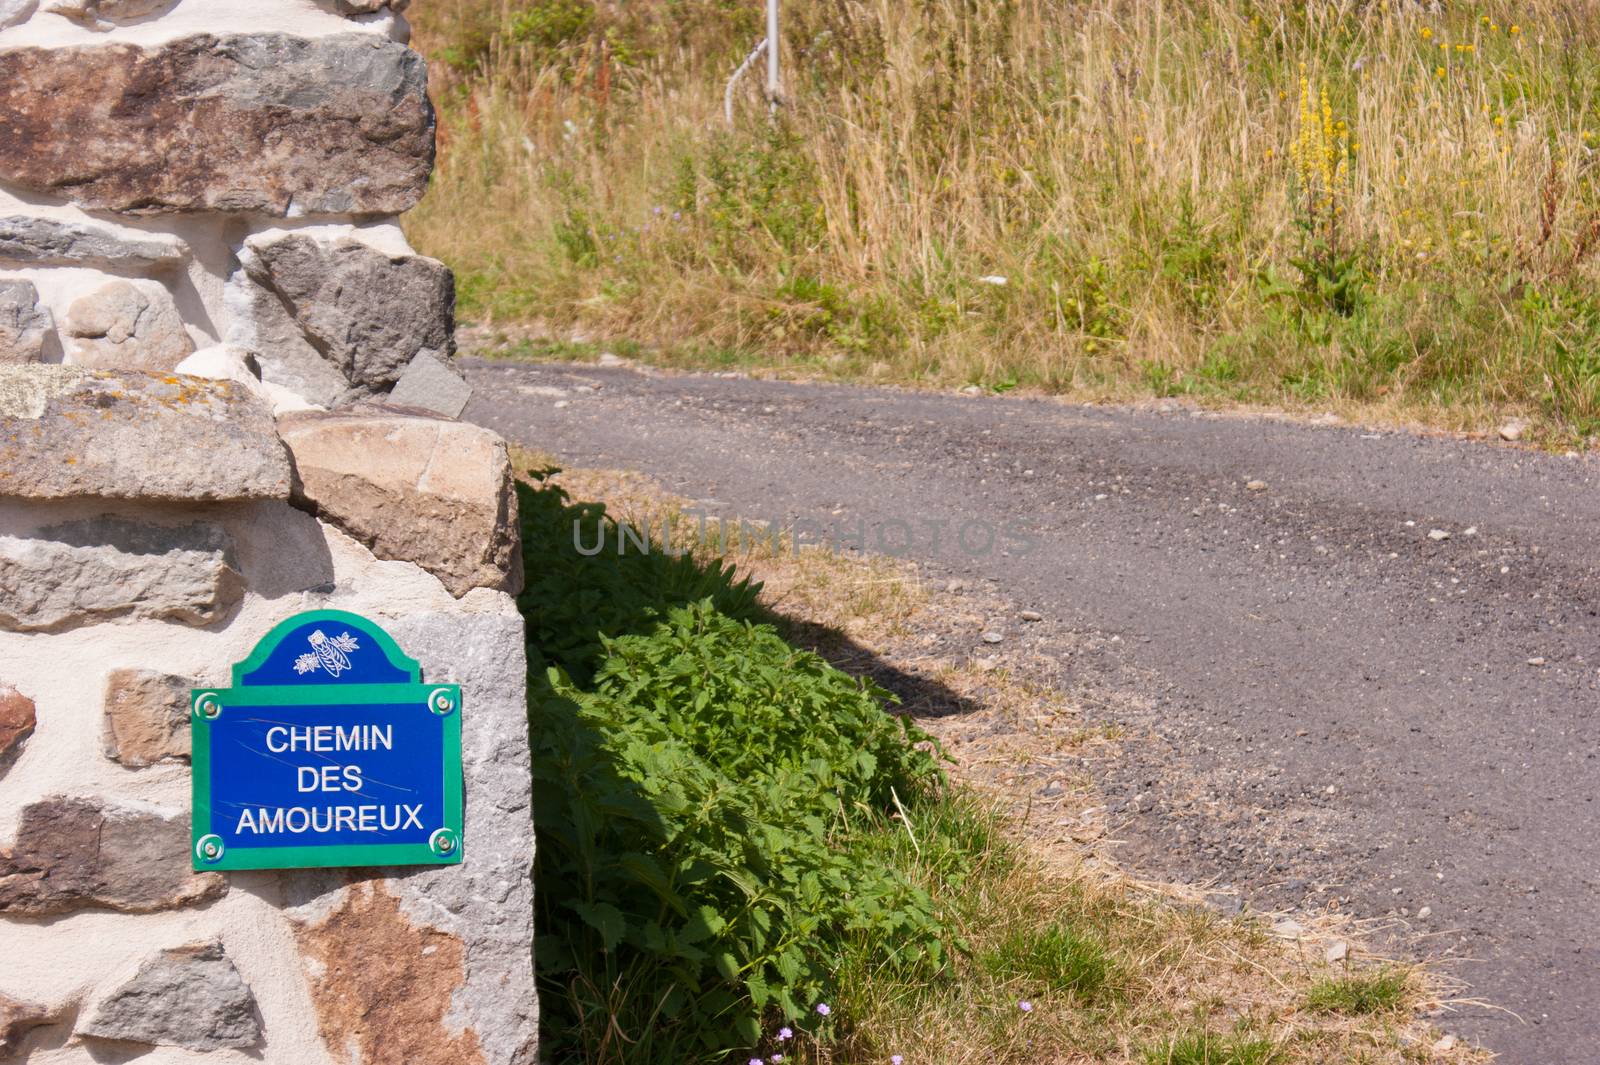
190, 609, 463, 871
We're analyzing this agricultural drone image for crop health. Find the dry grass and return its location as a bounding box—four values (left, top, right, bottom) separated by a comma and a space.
518, 449, 1491, 1063
416, 0, 1600, 445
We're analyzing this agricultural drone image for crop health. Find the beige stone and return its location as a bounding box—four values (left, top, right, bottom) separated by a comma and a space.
0, 685, 34, 773
0, 992, 57, 1059
0, 797, 225, 917
279, 410, 521, 597
65, 279, 195, 372
102, 669, 190, 767
0, 366, 291, 502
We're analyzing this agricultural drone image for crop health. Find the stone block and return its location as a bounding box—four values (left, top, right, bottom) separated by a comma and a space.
279, 410, 520, 597
0, 797, 225, 917
0, 517, 242, 632
0, 366, 292, 501
0, 34, 434, 216
0, 0, 34, 28
289, 609, 535, 1065
0, 992, 57, 1059
0, 281, 53, 365
102, 669, 190, 767
386, 349, 473, 418
0, 216, 189, 270
42, 0, 171, 23
237, 231, 455, 403
0, 685, 34, 774
79, 941, 260, 1051
334, 0, 410, 12
65, 279, 195, 372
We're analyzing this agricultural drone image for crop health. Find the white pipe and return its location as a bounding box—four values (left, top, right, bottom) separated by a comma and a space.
724, 37, 768, 127
766, 0, 780, 110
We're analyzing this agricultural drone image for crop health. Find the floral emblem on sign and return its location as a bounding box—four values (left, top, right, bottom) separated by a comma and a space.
293, 630, 361, 677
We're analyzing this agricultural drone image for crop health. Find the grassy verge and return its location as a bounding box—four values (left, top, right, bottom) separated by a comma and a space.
414, 0, 1600, 446
516, 452, 1485, 1063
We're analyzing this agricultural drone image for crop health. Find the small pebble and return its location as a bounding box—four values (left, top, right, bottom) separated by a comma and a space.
1433, 1034, 1457, 1052
981, 631, 1005, 644
1245, 479, 1267, 491
1325, 940, 1349, 963
1020, 610, 1043, 622
1527, 657, 1546, 666
1428, 529, 1450, 541
1417, 905, 1433, 919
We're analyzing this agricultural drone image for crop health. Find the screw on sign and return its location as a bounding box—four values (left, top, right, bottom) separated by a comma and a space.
190, 609, 464, 871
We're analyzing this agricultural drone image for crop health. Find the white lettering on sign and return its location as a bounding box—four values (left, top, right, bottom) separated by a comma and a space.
235, 803, 424, 835
263, 724, 393, 753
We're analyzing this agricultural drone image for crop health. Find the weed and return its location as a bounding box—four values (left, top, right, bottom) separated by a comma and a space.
1303, 968, 1411, 1015
1146, 1029, 1279, 1065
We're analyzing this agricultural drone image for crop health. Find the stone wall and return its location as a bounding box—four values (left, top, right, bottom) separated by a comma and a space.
0, 3, 536, 1063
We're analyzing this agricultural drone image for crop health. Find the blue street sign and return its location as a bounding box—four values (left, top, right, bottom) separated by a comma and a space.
190, 610, 463, 871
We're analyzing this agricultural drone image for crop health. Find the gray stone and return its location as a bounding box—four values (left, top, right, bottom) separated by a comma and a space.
0, 992, 56, 1058
333, 0, 409, 11
0, 797, 225, 917
80, 941, 260, 1051
0, 216, 189, 270
279, 410, 520, 597
65, 280, 195, 372
239, 233, 454, 401
42, 0, 171, 22
0, 365, 292, 502
387, 349, 472, 418
0, 281, 53, 365
0, 517, 242, 632
0, 0, 35, 29
0, 34, 434, 216
224, 271, 350, 408
0, 685, 34, 774
102, 669, 190, 767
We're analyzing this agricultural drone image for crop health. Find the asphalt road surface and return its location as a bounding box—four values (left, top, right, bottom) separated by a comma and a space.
464, 357, 1600, 1063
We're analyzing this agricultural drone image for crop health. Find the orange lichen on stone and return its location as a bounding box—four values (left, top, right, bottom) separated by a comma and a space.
293, 881, 485, 1065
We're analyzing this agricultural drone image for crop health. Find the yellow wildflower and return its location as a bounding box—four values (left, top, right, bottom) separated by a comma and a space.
1421, 26, 1433, 39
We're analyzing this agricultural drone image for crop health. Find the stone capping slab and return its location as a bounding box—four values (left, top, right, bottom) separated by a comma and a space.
0, 365, 292, 502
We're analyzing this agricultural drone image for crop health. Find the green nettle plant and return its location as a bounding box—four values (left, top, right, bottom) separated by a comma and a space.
517, 477, 950, 1062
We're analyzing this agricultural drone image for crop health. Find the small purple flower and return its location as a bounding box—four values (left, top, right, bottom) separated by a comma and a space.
892, 1057, 903, 1064
816, 1003, 831, 1016
770, 1057, 783, 1063
1018, 1000, 1033, 1013
673, 211, 683, 221
653, 206, 664, 215
778, 1027, 793, 1041
749, 1058, 763, 1065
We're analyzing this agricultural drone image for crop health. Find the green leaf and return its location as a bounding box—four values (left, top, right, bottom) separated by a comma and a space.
570, 900, 627, 952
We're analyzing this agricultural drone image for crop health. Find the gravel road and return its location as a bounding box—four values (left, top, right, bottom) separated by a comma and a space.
464, 357, 1600, 1063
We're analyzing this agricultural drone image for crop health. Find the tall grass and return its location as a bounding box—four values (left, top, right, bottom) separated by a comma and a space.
409, 0, 1600, 439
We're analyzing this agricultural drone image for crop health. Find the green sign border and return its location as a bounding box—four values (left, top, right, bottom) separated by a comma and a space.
191, 609, 464, 872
